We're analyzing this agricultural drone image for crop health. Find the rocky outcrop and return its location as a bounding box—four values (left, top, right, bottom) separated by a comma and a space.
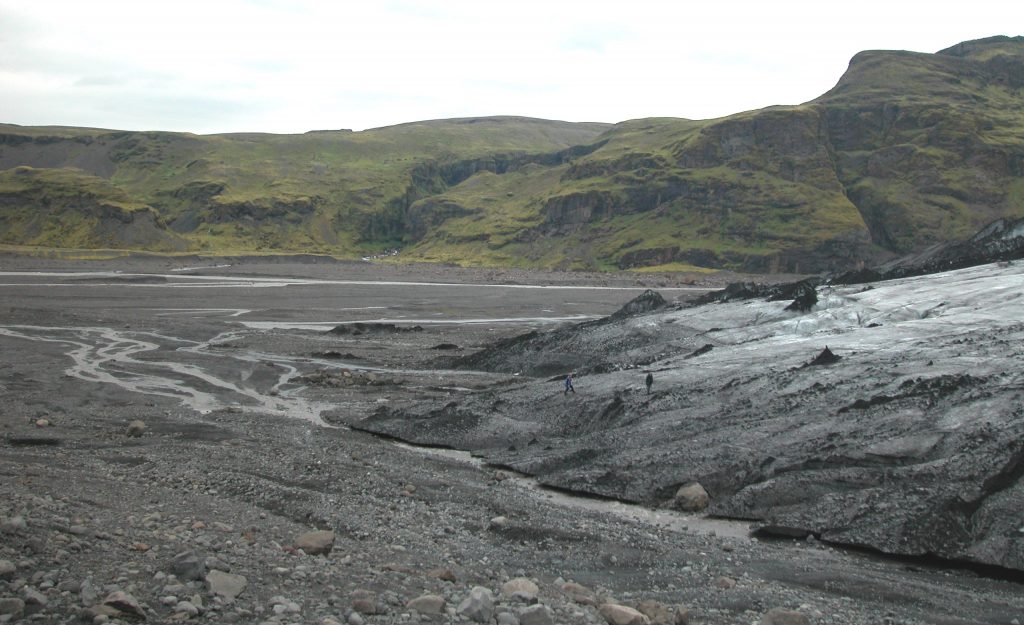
0, 131, 117, 178
447, 37, 1022, 272
832, 216, 1024, 284
563, 152, 672, 181
0, 167, 187, 252
448, 289, 681, 377
815, 40, 1024, 256
207, 196, 319, 225
609, 289, 666, 320
539, 190, 623, 231
516, 104, 887, 270
615, 235, 876, 274
673, 107, 843, 193
693, 278, 821, 306
368, 141, 609, 244
405, 198, 479, 240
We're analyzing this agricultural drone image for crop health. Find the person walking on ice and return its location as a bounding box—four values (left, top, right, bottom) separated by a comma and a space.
564, 373, 576, 395
645, 371, 653, 394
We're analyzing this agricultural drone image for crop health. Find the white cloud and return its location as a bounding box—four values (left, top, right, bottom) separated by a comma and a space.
0, 0, 1019, 133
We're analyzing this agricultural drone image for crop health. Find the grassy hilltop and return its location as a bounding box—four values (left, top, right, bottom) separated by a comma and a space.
1, 36, 1023, 272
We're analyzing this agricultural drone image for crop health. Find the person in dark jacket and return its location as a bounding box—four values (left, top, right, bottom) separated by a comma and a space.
564, 373, 576, 394
645, 372, 653, 394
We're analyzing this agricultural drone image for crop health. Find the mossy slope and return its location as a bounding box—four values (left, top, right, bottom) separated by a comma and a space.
406, 36, 1024, 272
0, 117, 609, 256
0, 167, 185, 252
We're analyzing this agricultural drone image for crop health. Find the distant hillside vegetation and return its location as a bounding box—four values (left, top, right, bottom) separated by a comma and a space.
1, 36, 1023, 272
0, 166, 185, 252
0, 117, 609, 258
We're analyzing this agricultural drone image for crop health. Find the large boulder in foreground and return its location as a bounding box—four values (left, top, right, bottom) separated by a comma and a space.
671, 483, 709, 512
206, 570, 247, 602
294, 530, 335, 555
600, 603, 651, 625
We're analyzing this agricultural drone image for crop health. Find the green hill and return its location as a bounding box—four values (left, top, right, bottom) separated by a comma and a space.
0, 117, 610, 256
405, 36, 1024, 272
1, 36, 1023, 272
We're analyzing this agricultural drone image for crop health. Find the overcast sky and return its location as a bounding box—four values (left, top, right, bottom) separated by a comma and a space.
0, 1, 1019, 135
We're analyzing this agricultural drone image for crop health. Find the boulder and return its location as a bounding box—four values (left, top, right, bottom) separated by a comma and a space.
79, 579, 100, 606
174, 600, 200, 617
350, 590, 381, 615
0, 598, 25, 620
22, 587, 47, 615
126, 420, 146, 437
761, 609, 811, 625
169, 551, 206, 581
672, 482, 710, 512
561, 581, 597, 605
517, 604, 554, 625
501, 577, 539, 601
83, 604, 123, 620
269, 595, 301, 615
458, 586, 495, 623
599, 603, 651, 625
636, 600, 673, 625
406, 594, 445, 615
497, 612, 520, 625
206, 570, 247, 602
295, 530, 335, 555
103, 590, 147, 619
205, 556, 230, 571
